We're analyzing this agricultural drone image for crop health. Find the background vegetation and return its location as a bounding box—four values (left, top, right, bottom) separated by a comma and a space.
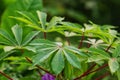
0, 0, 120, 26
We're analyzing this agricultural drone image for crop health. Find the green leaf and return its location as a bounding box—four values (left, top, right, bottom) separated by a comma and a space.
0, 36, 12, 45
10, 17, 32, 24
0, 29, 16, 45
26, 0, 43, 11
12, 24, 23, 45
32, 48, 58, 65
64, 46, 87, 57
61, 22, 82, 33
1, 0, 43, 29
4, 46, 15, 52
87, 55, 107, 62
24, 46, 36, 53
89, 48, 110, 58
64, 61, 73, 79
30, 39, 56, 46
63, 50, 81, 69
61, 22, 82, 29
37, 11, 47, 29
22, 31, 40, 46
84, 39, 103, 48
112, 45, 120, 57
16, 11, 32, 21
0, 50, 15, 61
117, 68, 120, 80
47, 16, 64, 29
51, 49, 64, 74
108, 58, 119, 73
16, 11, 39, 25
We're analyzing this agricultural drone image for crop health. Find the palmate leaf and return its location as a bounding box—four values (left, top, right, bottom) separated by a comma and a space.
13, 11, 65, 32
11, 13, 43, 32
0, 24, 40, 47
108, 58, 119, 73
30, 39, 84, 74
0, 25, 40, 60
51, 49, 65, 74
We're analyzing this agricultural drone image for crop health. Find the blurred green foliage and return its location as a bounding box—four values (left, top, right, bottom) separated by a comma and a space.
0, 0, 120, 27
0, 0, 43, 33
42, 0, 120, 26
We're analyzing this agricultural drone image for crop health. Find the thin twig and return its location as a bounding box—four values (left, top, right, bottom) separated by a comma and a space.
25, 57, 56, 77
105, 43, 112, 52
95, 72, 110, 80
78, 32, 84, 49
43, 32, 47, 39
87, 64, 108, 75
0, 71, 13, 80
74, 63, 108, 80
36, 69, 42, 76
74, 63, 96, 80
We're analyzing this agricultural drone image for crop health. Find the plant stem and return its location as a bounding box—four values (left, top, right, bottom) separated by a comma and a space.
43, 32, 47, 39
87, 43, 91, 48
36, 69, 42, 76
87, 63, 108, 75
25, 56, 42, 77
78, 32, 84, 49
25, 57, 56, 77
95, 72, 110, 80
74, 63, 96, 80
0, 71, 13, 80
20, 50, 42, 77
74, 63, 108, 80
82, 63, 96, 76
105, 43, 113, 52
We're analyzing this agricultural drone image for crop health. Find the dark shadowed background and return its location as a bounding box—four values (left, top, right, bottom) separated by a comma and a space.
0, 0, 120, 26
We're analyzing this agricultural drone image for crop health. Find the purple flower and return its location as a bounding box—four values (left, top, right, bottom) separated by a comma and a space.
42, 73, 55, 80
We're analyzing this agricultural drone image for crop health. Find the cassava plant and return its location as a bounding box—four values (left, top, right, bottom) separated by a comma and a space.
0, 10, 120, 80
